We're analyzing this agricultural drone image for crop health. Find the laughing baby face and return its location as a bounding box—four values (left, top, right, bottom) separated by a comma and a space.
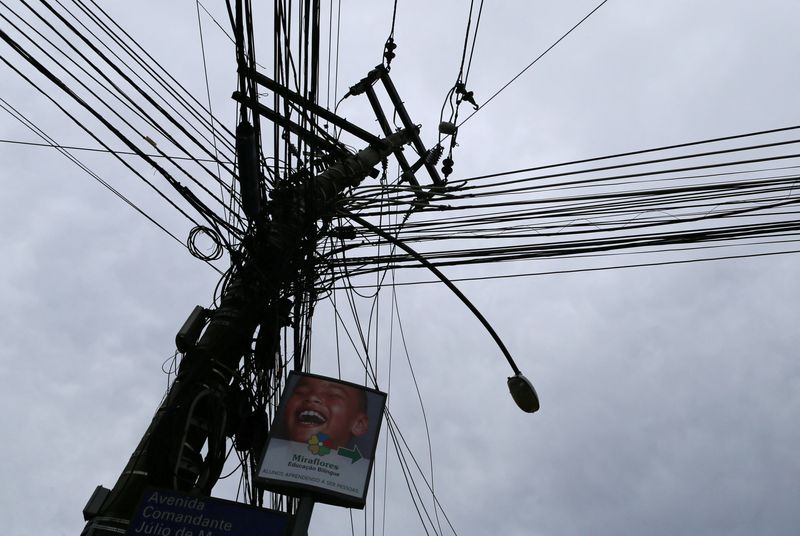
283, 377, 369, 448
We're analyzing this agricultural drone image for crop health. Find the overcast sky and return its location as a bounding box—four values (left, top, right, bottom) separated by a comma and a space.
2, 1, 799, 535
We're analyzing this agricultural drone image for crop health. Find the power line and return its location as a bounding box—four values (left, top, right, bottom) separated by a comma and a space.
337, 246, 800, 289
0, 26, 227, 235
0, 138, 232, 162
76, 0, 239, 154
23, 0, 242, 212
458, 0, 610, 127
1, 0, 243, 227
0, 97, 224, 275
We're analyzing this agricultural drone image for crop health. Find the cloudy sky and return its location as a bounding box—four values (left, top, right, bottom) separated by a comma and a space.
2, 1, 799, 535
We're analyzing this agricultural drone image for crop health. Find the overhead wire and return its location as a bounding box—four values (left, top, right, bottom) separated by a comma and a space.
0, 137, 230, 162
2, 0, 247, 243
382, 408, 460, 535
391, 288, 445, 536
2, 0, 245, 236
457, 0, 610, 128
196, 0, 226, 200
0, 38, 205, 230
456, 124, 800, 184
338, 247, 800, 289
78, 0, 239, 156
0, 96, 223, 271
328, 186, 457, 535
60, 0, 240, 172
4, 0, 464, 526
29, 0, 244, 216
326, 135, 800, 285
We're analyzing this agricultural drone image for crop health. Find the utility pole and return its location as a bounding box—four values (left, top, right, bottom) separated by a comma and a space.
77, 53, 538, 535
75, 0, 538, 530
0, 2, 536, 534
80, 129, 416, 536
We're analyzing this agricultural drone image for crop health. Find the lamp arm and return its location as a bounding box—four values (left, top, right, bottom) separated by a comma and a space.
342, 212, 522, 376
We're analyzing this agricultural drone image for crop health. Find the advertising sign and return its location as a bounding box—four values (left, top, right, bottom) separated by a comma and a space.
127, 488, 288, 536
255, 371, 387, 508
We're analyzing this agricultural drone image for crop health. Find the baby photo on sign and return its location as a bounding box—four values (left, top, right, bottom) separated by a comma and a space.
256, 372, 386, 508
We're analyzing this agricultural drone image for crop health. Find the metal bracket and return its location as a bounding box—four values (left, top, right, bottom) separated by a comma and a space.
239, 64, 444, 192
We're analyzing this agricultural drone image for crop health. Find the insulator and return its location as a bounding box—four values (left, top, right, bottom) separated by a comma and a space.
427, 145, 444, 165
442, 157, 454, 178
347, 67, 382, 97
438, 121, 458, 135
384, 38, 397, 63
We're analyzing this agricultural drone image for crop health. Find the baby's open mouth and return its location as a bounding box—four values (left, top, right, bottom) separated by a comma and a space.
297, 410, 327, 425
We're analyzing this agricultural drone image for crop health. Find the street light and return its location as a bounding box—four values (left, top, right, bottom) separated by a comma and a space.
344, 212, 540, 413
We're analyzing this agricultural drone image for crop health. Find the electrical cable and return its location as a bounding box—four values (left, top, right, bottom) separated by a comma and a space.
51, 0, 238, 162
196, 0, 229, 229
0, 98, 223, 273
1, 1, 244, 230
391, 290, 445, 536
458, 0, 610, 127
0, 137, 231, 162
0, 22, 242, 243
0, 40, 204, 228
26, 0, 244, 217
79, 0, 239, 154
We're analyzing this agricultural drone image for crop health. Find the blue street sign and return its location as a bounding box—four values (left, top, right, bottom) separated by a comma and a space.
127, 488, 288, 536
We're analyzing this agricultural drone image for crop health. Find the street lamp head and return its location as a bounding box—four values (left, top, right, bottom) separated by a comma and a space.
507, 373, 540, 413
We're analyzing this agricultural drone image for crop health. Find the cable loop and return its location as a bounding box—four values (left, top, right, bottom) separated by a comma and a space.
188, 225, 225, 261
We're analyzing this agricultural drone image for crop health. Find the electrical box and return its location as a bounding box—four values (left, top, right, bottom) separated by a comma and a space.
82, 485, 110, 521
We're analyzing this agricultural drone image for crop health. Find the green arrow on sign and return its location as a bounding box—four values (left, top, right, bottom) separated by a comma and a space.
337, 445, 362, 464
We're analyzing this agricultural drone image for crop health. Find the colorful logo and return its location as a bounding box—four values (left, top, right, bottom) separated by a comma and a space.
307, 433, 364, 463
307, 433, 334, 456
